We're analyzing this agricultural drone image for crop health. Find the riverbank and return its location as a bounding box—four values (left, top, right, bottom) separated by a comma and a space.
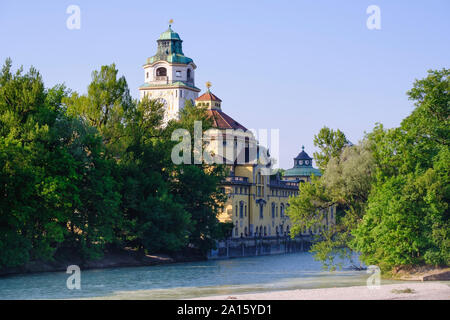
192, 282, 450, 300
0, 247, 205, 277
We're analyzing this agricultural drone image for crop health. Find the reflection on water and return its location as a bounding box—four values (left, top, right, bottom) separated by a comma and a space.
0, 252, 402, 300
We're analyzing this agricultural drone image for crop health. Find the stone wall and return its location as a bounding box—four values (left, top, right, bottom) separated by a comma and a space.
208, 236, 313, 259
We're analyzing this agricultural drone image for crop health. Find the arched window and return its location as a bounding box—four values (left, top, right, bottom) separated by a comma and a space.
239, 201, 244, 218
271, 203, 275, 219
187, 69, 191, 80
276, 226, 279, 235
264, 226, 267, 236
280, 204, 284, 218
259, 203, 264, 219
156, 67, 167, 77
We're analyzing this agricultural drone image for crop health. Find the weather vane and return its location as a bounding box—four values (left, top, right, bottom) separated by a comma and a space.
206, 81, 212, 91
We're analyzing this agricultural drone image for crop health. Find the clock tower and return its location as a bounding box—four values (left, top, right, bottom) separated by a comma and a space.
139, 22, 200, 122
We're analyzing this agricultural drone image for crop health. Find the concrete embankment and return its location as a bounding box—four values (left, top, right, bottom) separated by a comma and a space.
208, 236, 312, 259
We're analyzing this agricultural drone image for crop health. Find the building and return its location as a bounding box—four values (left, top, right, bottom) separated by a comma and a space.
139, 23, 200, 122
284, 146, 322, 182
141, 24, 334, 239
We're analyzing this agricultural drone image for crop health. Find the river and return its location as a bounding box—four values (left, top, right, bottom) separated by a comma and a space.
0, 252, 402, 299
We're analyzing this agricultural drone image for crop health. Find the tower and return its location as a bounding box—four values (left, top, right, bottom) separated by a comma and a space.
139, 22, 200, 122
284, 146, 322, 182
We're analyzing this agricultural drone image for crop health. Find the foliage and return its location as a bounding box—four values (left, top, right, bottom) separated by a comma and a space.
313, 127, 349, 171
289, 68, 449, 272
0, 60, 227, 268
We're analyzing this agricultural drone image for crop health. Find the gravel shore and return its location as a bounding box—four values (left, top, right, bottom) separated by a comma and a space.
192, 282, 450, 300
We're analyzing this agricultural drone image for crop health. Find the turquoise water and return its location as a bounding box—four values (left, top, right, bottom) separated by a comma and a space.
0, 252, 402, 299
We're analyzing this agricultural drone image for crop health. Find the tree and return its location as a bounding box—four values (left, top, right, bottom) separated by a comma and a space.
64, 63, 133, 157
352, 69, 449, 271
167, 101, 227, 254
287, 141, 376, 270
313, 127, 349, 171
118, 97, 192, 253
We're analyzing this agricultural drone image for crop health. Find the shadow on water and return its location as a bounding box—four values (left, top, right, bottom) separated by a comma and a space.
0, 252, 401, 299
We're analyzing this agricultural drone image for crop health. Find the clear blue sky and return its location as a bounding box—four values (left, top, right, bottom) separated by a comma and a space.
1, 0, 449, 169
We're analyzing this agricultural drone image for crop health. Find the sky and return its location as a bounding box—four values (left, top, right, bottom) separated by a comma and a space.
1, 0, 449, 169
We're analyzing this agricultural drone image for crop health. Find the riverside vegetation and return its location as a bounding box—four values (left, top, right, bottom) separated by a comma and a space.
0, 59, 231, 270
287, 68, 449, 275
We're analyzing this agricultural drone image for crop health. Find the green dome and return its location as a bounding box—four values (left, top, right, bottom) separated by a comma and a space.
145, 25, 194, 65
284, 167, 322, 177
159, 26, 181, 40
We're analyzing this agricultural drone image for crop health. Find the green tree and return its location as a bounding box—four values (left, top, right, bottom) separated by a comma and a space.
167, 101, 227, 254
352, 69, 449, 271
287, 141, 375, 270
313, 127, 349, 171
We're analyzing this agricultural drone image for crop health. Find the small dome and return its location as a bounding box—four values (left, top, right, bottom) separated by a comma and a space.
294, 146, 312, 161
159, 26, 181, 40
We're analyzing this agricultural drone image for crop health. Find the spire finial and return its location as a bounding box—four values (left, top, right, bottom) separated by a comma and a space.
302, 145, 305, 151
206, 81, 212, 91
168, 19, 174, 27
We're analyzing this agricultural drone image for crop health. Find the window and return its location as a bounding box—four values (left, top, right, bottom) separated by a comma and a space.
239, 202, 244, 219
259, 204, 264, 219
280, 204, 284, 218
187, 69, 191, 80
146, 72, 149, 79
272, 203, 275, 219
156, 67, 167, 76
176, 70, 181, 77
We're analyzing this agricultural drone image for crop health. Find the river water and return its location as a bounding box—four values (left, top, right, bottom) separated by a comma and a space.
0, 252, 403, 299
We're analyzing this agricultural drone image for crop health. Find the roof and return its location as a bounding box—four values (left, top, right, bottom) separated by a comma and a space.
295, 147, 312, 161
206, 109, 247, 131
159, 26, 181, 40
196, 91, 222, 102
284, 166, 322, 177
146, 26, 194, 65
146, 54, 193, 65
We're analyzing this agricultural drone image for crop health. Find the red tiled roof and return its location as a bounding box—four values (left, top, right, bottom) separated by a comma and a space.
196, 91, 222, 102
206, 109, 247, 131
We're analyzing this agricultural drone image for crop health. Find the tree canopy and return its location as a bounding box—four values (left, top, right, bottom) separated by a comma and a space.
288, 68, 449, 272
0, 60, 226, 268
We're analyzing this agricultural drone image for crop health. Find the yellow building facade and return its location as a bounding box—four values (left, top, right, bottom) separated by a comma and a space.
195, 89, 335, 239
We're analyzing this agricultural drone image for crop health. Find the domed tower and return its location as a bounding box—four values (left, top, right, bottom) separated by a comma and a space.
284, 146, 322, 182
139, 22, 200, 122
